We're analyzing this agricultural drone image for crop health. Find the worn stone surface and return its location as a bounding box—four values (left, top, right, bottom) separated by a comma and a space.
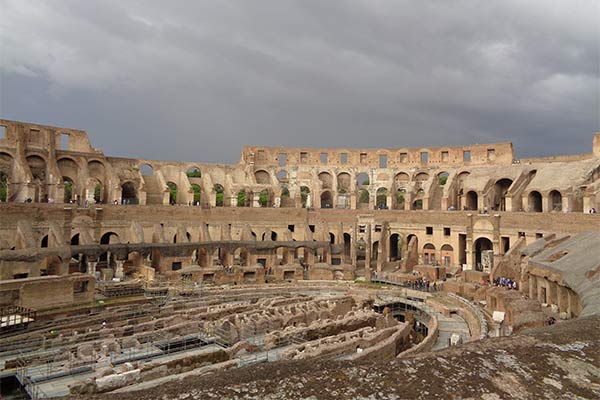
65, 316, 600, 400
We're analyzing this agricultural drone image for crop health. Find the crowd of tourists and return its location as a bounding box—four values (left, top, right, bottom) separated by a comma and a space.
493, 276, 518, 290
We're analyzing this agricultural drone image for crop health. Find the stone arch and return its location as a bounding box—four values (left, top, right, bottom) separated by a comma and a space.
357, 189, 370, 208
318, 172, 333, 189
337, 172, 351, 192
320, 190, 333, 208
549, 190, 562, 211
57, 157, 79, 182
41, 255, 63, 276
167, 181, 177, 204
466, 191, 478, 211
440, 244, 453, 267
214, 184, 225, 207
529, 191, 542, 212
493, 178, 513, 211
100, 232, 120, 245
414, 172, 430, 182
300, 186, 311, 208
423, 243, 436, 265
329, 232, 336, 245
59, 158, 80, 203
0, 152, 13, 202
280, 186, 292, 207
63, 176, 75, 203
139, 164, 154, 176
437, 171, 449, 186
394, 172, 410, 185
237, 189, 248, 207
259, 188, 271, 207
254, 170, 271, 184
121, 182, 138, 204
356, 172, 370, 187
376, 187, 388, 209
26, 155, 47, 202
412, 189, 424, 210
186, 166, 201, 178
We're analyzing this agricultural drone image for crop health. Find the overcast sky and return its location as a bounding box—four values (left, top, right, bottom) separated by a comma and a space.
1, 0, 599, 163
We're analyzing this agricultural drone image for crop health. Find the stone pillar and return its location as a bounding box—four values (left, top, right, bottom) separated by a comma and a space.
114, 260, 124, 279
252, 193, 261, 208
88, 261, 98, 276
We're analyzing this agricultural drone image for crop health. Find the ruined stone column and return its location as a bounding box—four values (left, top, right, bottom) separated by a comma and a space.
114, 260, 124, 279
88, 261, 98, 276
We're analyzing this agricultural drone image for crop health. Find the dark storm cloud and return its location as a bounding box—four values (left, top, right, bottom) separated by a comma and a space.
1, 0, 598, 163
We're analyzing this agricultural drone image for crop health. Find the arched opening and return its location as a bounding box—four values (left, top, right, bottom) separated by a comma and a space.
337, 172, 351, 208
371, 240, 379, 263
440, 244, 453, 267
414, 172, 429, 185
320, 190, 333, 208
121, 182, 138, 205
27, 155, 47, 202
259, 189, 270, 207
167, 182, 177, 205
300, 186, 310, 208
42, 255, 63, 276
93, 182, 103, 203
191, 184, 201, 205
356, 173, 369, 187
261, 231, 278, 241
329, 232, 335, 245
423, 243, 436, 265
529, 191, 542, 212
237, 190, 247, 207
343, 233, 351, 258
407, 234, 418, 252
376, 188, 388, 209
63, 177, 74, 203
438, 172, 449, 186
100, 232, 120, 245
358, 189, 370, 209
254, 170, 271, 184
549, 190, 562, 211
466, 191, 478, 211
337, 172, 351, 192
389, 233, 402, 261
318, 172, 333, 189
186, 166, 201, 178
412, 188, 425, 210
395, 189, 406, 210
280, 187, 292, 207
0, 152, 13, 202
474, 237, 493, 271
173, 232, 192, 244
0, 171, 8, 202
41, 235, 49, 248
99, 232, 120, 270
412, 199, 423, 210
140, 164, 153, 176
493, 179, 513, 211
214, 184, 224, 207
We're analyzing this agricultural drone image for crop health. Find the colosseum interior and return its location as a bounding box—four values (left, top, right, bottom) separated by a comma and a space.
0, 118, 598, 399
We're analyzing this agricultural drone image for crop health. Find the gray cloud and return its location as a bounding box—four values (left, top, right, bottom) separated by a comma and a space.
1, 0, 598, 163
